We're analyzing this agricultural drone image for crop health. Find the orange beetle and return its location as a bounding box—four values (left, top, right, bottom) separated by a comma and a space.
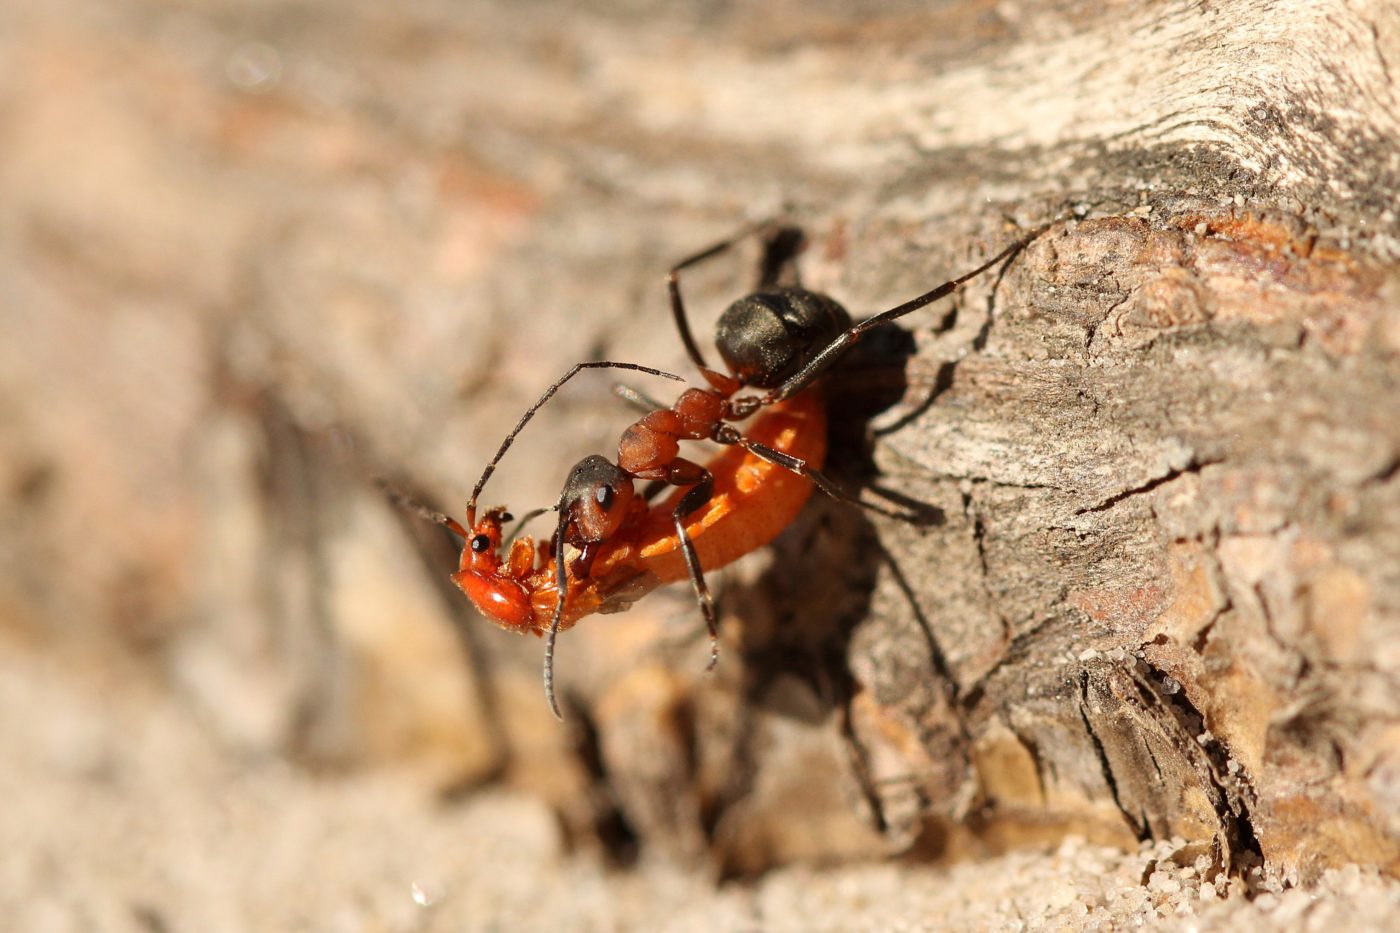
453, 389, 825, 633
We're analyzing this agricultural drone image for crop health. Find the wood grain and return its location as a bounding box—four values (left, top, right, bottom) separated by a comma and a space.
2, 0, 1397, 882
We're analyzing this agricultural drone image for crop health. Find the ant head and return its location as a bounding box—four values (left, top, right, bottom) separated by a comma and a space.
560, 455, 635, 544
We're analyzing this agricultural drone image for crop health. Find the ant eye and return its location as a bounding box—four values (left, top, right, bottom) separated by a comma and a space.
470, 534, 492, 553
500, 512, 514, 523
595, 485, 615, 510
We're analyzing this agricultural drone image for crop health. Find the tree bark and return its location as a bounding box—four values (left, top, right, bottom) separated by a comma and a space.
3, 0, 1399, 885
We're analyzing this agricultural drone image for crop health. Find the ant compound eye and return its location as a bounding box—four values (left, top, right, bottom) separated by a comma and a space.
499, 512, 514, 523
563, 455, 632, 541
595, 484, 616, 510
470, 534, 492, 553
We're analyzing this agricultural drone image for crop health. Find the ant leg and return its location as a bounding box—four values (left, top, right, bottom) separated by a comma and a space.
375, 478, 469, 537
757, 225, 807, 290
667, 218, 779, 372
722, 432, 926, 523
469, 360, 684, 514
671, 471, 720, 671
759, 225, 1052, 404
542, 505, 570, 721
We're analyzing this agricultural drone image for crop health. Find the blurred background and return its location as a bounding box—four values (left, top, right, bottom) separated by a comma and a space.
4, 0, 1400, 929
0, 1, 1003, 926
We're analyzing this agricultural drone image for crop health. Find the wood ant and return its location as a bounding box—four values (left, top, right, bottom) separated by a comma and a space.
396, 219, 1042, 719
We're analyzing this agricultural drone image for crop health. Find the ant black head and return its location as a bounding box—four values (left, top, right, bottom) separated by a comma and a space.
714, 290, 852, 389
560, 454, 636, 544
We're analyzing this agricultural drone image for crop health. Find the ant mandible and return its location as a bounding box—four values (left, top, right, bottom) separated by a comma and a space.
404, 218, 1042, 719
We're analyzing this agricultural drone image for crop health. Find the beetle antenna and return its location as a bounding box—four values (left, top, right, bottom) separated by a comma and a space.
505, 505, 556, 545
375, 478, 469, 537
468, 361, 684, 515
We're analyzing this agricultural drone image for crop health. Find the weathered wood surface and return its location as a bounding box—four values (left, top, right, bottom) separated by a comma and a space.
3, 0, 1398, 887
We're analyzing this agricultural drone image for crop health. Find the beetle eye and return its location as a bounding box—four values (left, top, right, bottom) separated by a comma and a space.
470, 534, 492, 553
595, 485, 615, 510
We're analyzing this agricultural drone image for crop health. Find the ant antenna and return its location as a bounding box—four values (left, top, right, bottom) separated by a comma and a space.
762, 220, 1059, 404
468, 361, 684, 517
543, 497, 571, 720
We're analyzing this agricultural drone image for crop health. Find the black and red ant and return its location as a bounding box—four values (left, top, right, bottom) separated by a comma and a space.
402, 218, 1043, 718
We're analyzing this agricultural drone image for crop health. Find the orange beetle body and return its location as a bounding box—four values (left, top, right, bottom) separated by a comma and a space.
451, 390, 825, 635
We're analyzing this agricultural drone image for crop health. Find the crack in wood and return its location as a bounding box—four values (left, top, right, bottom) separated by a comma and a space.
1077, 671, 1150, 842
962, 488, 1013, 645
1131, 661, 1263, 869
1074, 457, 1221, 515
